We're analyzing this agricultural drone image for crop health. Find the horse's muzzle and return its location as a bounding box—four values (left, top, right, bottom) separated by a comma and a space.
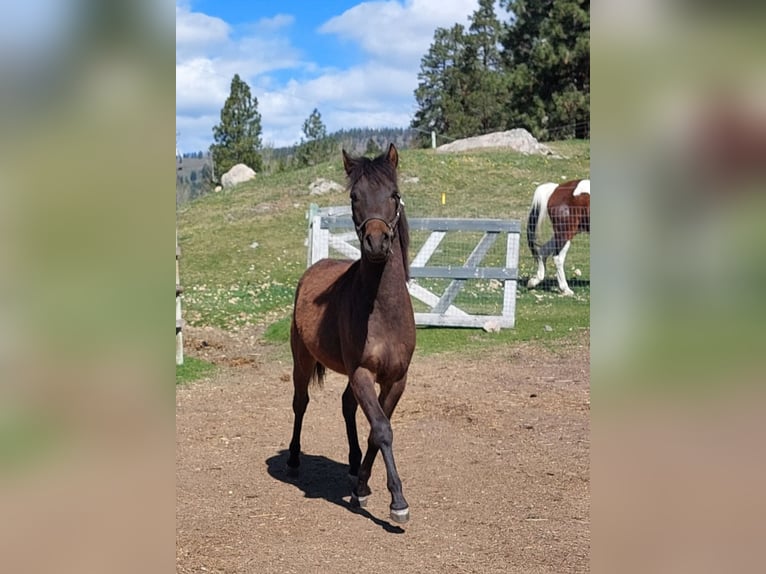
360, 219, 393, 262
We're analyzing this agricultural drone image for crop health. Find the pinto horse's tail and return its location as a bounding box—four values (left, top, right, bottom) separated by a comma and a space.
526, 182, 558, 258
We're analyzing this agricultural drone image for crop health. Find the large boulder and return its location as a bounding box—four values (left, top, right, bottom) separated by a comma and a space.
435, 128, 556, 156
221, 163, 256, 189
309, 178, 344, 196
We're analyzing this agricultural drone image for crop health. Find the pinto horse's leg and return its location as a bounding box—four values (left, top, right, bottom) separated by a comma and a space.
350, 369, 409, 523
527, 238, 555, 289
287, 338, 314, 475
553, 239, 574, 295
342, 381, 363, 480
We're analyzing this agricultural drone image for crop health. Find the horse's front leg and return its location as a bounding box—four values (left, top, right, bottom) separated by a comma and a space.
350, 369, 409, 523
342, 382, 362, 480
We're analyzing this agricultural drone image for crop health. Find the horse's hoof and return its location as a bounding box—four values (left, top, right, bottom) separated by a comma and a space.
390, 507, 410, 524
350, 492, 369, 508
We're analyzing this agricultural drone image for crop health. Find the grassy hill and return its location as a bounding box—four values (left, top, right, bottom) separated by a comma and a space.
176, 140, 590, 354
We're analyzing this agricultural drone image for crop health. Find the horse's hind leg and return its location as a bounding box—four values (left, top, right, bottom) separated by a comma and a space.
527, 238, 555, 289
352, 373, 409, 523
553, 239, 574, 295
287, 338, 314, 474
342, 382, 363, 480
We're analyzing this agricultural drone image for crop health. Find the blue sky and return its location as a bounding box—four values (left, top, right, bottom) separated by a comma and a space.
176, 0, 479, 152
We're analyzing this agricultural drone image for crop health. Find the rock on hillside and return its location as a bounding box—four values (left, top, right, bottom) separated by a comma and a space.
309, 178, 344, 196
221, 164, 256, 189
436, 128, 556, 156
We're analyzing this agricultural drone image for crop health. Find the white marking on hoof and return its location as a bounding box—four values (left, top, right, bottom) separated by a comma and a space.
350, 492, 369, 508
390, 507, 410, 524
527, 278, 540, 288
561, 288, 575, 296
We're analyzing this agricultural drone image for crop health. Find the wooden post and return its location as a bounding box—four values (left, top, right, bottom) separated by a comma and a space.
176, 231, 184, 366
431, 130, 436, 149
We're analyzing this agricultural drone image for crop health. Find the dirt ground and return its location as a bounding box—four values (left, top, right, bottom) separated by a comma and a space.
177, 326, 590, 573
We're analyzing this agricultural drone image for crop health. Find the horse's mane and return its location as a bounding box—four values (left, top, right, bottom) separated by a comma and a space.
346, 152, 410, 281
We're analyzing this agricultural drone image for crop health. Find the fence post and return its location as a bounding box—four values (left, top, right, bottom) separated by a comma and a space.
431, 130, 436, 149
176, 231, 184, 366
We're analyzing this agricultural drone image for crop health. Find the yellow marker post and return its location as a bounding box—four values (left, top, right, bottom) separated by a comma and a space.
441, 192, 446, 205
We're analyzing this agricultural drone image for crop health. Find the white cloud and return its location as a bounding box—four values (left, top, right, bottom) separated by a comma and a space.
254, 13, 295, 31
319, 0, 476, 66
176, 58, 230, 116
176, 1, 479, 150
175, 3, 230, 51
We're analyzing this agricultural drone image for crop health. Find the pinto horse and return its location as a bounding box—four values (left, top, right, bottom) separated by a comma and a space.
288, 144, 415, 524
526, 179, 590, 295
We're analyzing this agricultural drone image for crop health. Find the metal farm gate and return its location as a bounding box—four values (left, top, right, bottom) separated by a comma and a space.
306, 205, 521, 329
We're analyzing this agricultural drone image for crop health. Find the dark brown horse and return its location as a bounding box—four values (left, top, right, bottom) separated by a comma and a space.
526, 179, 590, 295
288, 144, 415, 524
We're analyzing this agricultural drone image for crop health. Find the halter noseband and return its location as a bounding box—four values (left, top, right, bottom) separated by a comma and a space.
354, 196, 402, 242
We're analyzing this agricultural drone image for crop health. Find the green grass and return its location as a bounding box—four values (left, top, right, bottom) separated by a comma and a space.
263, 316, 292, 343
177, 141, 590, 353
176, 357, 216, 385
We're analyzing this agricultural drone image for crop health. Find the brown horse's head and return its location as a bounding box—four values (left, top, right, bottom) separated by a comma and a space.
342, 144, 408, 270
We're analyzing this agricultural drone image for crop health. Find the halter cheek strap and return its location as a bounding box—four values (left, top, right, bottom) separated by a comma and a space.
355, 198, 402, 241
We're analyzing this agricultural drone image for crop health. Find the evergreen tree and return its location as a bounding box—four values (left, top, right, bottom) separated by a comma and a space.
411, 24, 469, 147
464, 0, 508, 134
412, 1, 508, 146
295, 108, 334, 166
500, 0, 589, 139
200, 163, 213, 185
210, 74, 263, 175
365, 138, 381, 155
411, 0, 589, 144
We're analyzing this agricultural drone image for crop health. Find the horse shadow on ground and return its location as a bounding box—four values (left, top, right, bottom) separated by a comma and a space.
521, 277, 591, 293
265, 449, 405, 534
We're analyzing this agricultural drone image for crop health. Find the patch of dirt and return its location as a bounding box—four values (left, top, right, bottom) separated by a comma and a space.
177, 329, 589, 573
183, 325, 268, 368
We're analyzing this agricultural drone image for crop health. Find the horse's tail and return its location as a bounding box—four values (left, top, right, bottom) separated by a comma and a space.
527, 183, 558, 257
310, 363, 326, 388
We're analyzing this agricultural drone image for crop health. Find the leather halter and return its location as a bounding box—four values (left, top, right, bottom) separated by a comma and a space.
354, 196, 402, 243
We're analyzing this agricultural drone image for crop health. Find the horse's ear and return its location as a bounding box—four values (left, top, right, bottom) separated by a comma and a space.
342, 149, 353, 175
386, 143, 398, 169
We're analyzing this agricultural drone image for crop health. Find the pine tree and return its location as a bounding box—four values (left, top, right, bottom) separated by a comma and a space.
464, 0, 508, 134
500, 0, 589, 139
365, 138, 381, 155
410, 0, 589, 145
411, 1, 509, 147
210, 74, 263, 176
295, 108, 334, 166
411, 24, 469, 147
